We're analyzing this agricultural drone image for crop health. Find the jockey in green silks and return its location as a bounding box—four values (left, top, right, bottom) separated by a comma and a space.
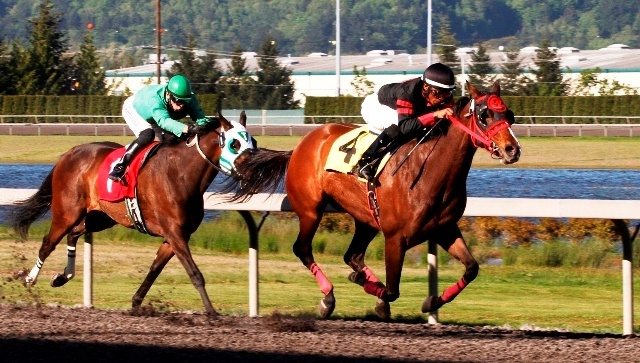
109, 74, 212, 182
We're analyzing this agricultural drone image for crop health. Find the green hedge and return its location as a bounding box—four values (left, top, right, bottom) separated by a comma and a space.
2, 94, 640, 124
0, 94, 219, 123
304, 95, 640, 124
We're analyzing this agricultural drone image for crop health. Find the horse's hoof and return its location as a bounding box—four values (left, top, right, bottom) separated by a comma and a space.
16, 270, 34, 287
375, 299, 391, 320
421, 295, 444, 313
50, 273, 69, 287
348, 271, 366, 286
318, 290, 336, 319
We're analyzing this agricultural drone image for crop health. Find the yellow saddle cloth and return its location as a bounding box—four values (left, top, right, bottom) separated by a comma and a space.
324, 126, 392, 179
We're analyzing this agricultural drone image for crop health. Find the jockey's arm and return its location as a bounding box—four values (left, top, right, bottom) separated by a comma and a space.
187, 95, 210, 126
151, 106, 188, 137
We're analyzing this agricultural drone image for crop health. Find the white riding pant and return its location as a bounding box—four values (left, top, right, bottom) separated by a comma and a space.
122, 96, 151, 137
360, 93, 398, 134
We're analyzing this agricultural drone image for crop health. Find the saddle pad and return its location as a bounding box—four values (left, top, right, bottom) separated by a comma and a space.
97, 142, 159, 202
324, 126, 392, 178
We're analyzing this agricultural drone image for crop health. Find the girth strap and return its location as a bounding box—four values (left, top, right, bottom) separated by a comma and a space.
125, 188, 149, 234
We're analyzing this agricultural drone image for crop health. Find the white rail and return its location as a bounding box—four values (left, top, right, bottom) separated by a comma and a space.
1, 189, 638, 335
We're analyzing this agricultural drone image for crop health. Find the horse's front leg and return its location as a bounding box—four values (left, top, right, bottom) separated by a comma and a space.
165, 232, 217, 316
132, 241, 174, 309
49, 224, 85, 287
293, 212, 336, 318
422, 225, 479, 313
347, 231, 405, 320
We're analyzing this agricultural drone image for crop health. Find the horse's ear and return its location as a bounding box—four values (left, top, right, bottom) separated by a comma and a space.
492, 81, 501, 96
218, 110, 232, 130
239, 110, 247, 128
466, 81, 480, 98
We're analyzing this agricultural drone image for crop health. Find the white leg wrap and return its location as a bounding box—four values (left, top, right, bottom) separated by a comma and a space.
26, 258, 43, 285
64, 246, 76, 279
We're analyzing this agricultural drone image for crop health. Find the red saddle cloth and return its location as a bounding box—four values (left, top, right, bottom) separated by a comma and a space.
97, 143, 158, 202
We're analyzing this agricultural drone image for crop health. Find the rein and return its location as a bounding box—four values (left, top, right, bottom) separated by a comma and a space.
186, 132, 228, 175
447, 95, 511, 155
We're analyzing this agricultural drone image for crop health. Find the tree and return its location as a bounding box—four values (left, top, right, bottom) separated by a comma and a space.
350, 66, 374, 97
435, 17, 460, 74
497, 50, 530, 96
0, 40, 15, 95
16, 0, 72, 95
434, 17, 461, 94
529, 39, 566, 96
250, 37, 299, 110
167, 36, 222, 94
70, 31, 107, 95
467, 43, 495, 91
567, 67, 638, 96
217, 45, 257, 109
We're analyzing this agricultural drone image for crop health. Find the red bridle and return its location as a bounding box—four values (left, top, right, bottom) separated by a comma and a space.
446, 94, 511, 154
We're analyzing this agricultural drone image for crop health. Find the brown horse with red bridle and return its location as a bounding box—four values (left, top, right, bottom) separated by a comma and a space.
232, 81, 521, 319
12, 111, 255, 316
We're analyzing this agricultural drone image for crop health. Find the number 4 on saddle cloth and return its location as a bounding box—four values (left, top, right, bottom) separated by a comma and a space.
324, 126, 394, 181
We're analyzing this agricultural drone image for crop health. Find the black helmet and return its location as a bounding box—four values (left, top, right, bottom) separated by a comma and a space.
422, 63, 456, 90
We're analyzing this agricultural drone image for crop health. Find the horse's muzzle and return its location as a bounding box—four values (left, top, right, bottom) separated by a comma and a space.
499, 144, 521, 164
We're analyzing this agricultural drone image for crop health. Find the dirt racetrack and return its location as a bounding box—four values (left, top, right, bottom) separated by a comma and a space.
0, 304, 638, 363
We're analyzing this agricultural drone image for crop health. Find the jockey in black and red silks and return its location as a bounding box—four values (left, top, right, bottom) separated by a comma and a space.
356, 63, 457, 180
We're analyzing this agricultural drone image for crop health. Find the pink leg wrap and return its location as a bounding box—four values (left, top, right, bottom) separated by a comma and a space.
362, 266, 380, 283
310, 263, 333, 295
441, 278, 469, 303
364, 281, 386, 299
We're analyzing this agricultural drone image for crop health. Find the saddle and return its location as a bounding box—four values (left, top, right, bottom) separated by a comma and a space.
97, 142, 160, 202
324, 126, 393, 180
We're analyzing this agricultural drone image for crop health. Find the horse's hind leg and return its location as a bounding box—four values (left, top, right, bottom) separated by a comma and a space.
49, 223, 85, 287
24, 217, 80, 287
132, 241, 175, 309
49, 212, 116, 287
293, 209, 335, 318
422, 225, 479, 313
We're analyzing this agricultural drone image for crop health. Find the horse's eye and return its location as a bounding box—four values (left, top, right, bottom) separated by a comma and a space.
476, 106, 488, 126
506, 109, 516, 125
229, 139, 241, 154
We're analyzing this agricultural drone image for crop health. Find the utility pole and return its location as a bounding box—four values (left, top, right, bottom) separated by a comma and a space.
426, 0, 432, 66
155, 0, 161, 84
335, 0, 341, 96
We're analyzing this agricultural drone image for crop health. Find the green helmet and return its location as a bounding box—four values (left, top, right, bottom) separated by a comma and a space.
167, 75, 193, 101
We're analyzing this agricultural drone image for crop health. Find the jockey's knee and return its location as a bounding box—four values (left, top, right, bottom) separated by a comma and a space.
464, 260, 479, 282
138, 128, 155, 144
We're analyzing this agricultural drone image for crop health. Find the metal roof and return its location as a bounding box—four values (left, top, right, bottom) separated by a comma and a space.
106, 48, 640, 77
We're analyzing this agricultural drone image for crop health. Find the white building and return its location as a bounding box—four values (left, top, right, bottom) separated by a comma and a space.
105, 47, 640, 106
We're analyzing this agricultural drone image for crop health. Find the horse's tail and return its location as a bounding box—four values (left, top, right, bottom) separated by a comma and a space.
225, 148, 292, 202
12, 167, 54, 240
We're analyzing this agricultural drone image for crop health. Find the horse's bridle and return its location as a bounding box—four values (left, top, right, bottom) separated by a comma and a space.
447, 93, 512, 156
186, 131, 228, 175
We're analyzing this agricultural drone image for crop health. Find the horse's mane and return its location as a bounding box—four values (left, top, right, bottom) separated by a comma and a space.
198, 117, 221, 133
454, 96, 471, 115
221, 148, 292, 202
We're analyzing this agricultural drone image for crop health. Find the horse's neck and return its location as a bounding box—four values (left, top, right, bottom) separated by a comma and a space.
410, 120, 477, 184
167, 133, 221, 194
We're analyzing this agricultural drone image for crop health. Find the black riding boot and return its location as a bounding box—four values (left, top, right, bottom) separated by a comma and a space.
356, 125, 400, 180
108, 139, 146, 182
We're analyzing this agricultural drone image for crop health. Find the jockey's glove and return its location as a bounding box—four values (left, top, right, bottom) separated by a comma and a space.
181, 123, 200, 139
